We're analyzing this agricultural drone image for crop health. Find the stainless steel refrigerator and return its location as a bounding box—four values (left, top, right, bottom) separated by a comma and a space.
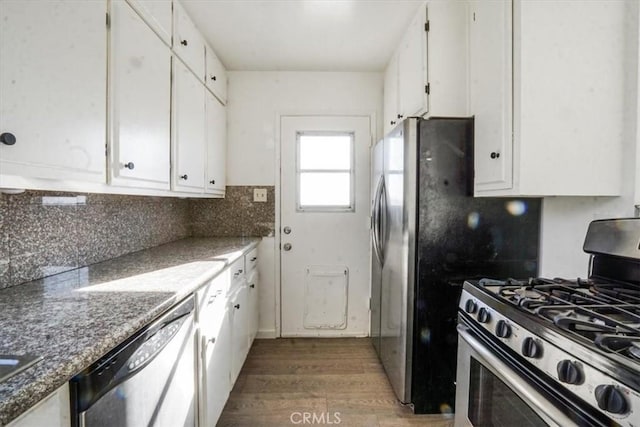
370, 117, 541, 413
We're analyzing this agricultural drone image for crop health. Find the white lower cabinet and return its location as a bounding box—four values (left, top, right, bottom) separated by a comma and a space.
229, 281, 249, 385
0, 0, 106, 185
247, 268, 259, 344
7, 384, 70, 427
109, 0, 171, 190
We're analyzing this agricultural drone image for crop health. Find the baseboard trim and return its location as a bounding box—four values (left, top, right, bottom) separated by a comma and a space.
256, 329, 277, 339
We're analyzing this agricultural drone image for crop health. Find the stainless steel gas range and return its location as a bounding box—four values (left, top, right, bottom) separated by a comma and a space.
455, 218, 640, 427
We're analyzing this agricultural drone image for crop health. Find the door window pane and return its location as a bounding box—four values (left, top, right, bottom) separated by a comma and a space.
297, 132, 354, 211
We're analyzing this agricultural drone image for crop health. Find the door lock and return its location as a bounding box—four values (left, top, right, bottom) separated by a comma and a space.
283, 243, 292, 251
283, 226, 292, 234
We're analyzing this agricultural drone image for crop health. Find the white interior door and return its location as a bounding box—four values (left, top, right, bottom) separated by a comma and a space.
280, 116, 372, 337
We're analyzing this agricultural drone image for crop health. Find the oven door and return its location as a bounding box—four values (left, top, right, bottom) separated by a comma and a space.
455, 324, 577, 427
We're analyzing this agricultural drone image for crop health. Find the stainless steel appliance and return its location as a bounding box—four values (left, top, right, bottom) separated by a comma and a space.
370, 118, 541, 413
456, 218, 640, 427
70, 296, 196, 427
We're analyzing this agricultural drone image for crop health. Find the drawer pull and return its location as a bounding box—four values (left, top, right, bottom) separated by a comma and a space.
250, 257, 257, 261
250, 284, 255, 288
234, 304, 240, 309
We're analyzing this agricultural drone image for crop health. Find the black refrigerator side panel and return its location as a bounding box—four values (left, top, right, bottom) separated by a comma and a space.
411, 118, 541, 414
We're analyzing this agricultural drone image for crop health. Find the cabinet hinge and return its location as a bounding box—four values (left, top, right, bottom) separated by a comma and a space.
424, 21, 430, 32
425, 83, 430, 95
106, 12, 110, 29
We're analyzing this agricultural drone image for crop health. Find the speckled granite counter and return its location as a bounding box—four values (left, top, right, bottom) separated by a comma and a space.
0, 237, 259, 425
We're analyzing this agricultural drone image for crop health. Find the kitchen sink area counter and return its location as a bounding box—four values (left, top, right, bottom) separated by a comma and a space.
0, 237, 259, 426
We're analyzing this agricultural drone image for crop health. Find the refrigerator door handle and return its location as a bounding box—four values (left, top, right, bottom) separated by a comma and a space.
379, 177, 388, 260
372, 176, 384, 264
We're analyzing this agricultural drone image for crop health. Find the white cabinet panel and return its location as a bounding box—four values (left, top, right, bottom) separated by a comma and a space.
0, 0, 106, 184
398, 4, 428, 120
109, 1, 171, 190
7, 384, 70, 427
469, 0, 513, 191
172, 60, 205, 192
472, 0, 625, 197
125, 0, 172, 45
383, 52, 399, 136
247, 269, 259, 344
205, 44, 228, 105
229, 283, 249, 384
173, 0, 205, 80
205, 91, 226, 195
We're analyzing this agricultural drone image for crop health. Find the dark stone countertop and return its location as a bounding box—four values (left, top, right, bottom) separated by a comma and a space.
0, 237, 260, 425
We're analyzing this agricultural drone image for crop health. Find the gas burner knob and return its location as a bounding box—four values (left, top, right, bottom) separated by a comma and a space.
464, 299, 477, 314
477, 307, 491, 323
595, 385, 627, 415
495, 320, 511, 338
556, 360, 583, 385
522, 337, 542, 358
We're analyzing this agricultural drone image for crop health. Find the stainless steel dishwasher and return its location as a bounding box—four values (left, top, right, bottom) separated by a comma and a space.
70, 296, 196, 427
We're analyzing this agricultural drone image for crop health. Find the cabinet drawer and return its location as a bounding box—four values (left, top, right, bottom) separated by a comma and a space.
245, 248, 258, 273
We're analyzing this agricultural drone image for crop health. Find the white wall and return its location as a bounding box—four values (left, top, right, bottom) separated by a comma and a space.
539, 0, 639, 277
226, 71, 384, 337
226, 71, 384, 186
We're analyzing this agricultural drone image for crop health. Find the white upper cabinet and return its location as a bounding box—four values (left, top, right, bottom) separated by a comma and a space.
109, 0, 171, 190
397, 4, 428, 121
172, 59, 205, 192
472, 0, 625, 197
469, 0, 512, 192
205, 91, 227, 195
0, 0, 106, 184
205, 44, 228, 105
125, 0, 172, 45
383, 1, 468, 136
173, 0, 205, 81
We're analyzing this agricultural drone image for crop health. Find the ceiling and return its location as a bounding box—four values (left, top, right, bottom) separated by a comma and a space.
181, 0, 424, 72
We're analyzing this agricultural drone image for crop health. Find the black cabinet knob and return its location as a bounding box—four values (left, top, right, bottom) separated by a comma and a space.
123, 162, 135, 170
390, 120, 396, 125
464, 299, 477, 314
495, 320, 511, 338
522, 337, 542, 358
557, 360, 583, 385
490, 152, 500, 159
0, 132, 16, 146
179, 174, 188, 180
209, 179, 215, 185
397, 114, 403, 119
180, 39, 188, 46
595, 385, 627, 414
234, 304, 240, 309
250, 284, 255, 288
477, 307, 491, 323
210, 75, 217, 81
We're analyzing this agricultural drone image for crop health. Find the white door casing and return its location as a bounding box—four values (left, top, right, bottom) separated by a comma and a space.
280, 116, 371, 337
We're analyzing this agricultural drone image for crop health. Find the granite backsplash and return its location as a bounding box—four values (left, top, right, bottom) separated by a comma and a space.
190, 186, 275, 237
0, 186, 275, 289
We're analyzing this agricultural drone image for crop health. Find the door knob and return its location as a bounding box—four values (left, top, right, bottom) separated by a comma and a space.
283, 243, 292, 251
283, 226, 292, 234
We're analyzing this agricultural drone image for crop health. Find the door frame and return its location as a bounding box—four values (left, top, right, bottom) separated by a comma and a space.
274, 111, 378, 337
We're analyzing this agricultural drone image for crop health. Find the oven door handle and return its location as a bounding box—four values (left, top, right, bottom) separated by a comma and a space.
457, 325, 576, 427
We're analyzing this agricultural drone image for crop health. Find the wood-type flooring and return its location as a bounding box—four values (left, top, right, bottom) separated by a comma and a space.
217, 338, 454, 427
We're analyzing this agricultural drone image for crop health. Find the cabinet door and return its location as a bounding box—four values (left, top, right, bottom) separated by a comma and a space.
205, 91, 226, 194
201, 305, 231, 427
173, 0, 205, 80
470, 0, 513, 192
229, 284, 249, 384
398, 3, 428, 119
125, 0, 172, 45
109, 1, 171, 190
205, 44, 228, 105
7, 384, 70, 427
247, 270, 259, 344
0, 0, 106, 183
172, 60, 205, 192
383, 52, 399, 135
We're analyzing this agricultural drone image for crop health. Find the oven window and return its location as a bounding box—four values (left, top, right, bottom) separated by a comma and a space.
468, 358, 547, 426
